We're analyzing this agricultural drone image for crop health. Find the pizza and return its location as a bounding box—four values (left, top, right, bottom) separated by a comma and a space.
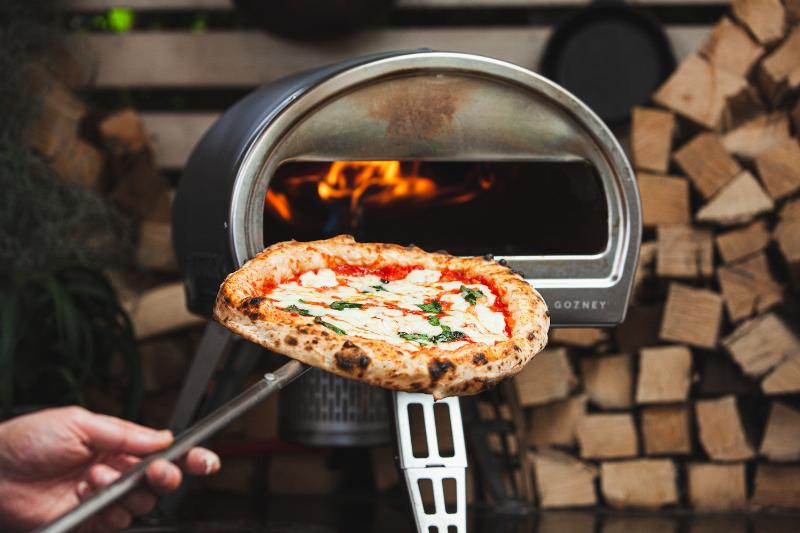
214, 235, 549, 398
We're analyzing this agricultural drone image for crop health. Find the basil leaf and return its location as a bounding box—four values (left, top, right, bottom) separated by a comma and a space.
330, 301, 363, 310
432, 329, 466, 343
398, 332, 431, 345
380, 279, 390, 284
314, 316, 347, 335
427, 315, 440, 326
417, 300, 443, 314
283, 305, 311, 317
370, 285, 387, 292
459, 285, 484, 306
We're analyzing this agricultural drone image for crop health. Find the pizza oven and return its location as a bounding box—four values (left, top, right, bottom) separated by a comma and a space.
169, 50, 640, 531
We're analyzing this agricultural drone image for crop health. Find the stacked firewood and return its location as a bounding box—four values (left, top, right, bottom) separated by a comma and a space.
509, 0, 800, 511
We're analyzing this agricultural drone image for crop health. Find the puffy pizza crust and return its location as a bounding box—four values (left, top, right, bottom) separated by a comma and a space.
214, 235, 549, 399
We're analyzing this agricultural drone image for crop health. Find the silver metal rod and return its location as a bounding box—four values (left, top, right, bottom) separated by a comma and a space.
33, 360, 308, 533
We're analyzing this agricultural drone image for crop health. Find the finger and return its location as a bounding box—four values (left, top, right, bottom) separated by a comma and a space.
180, 448, 221, 476
103, 453, 140, 473
74, 411, 173, 455
88, 463, 121, 488
145, 458, 182, 494
120, 489, 157, 516
98, 505, 132, 531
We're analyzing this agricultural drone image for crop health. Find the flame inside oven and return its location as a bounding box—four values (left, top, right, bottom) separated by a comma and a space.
265, 161, 495, 231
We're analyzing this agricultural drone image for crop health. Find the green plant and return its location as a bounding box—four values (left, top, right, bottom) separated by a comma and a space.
0, 270, 142, 419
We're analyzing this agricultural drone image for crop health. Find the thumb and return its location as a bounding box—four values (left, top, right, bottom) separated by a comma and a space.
75, 412, 173, 455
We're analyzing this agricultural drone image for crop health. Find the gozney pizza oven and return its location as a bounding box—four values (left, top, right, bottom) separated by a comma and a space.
172, 51, 641, 531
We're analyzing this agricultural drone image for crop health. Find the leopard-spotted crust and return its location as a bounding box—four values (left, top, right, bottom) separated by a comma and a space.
213, 235, 549, 399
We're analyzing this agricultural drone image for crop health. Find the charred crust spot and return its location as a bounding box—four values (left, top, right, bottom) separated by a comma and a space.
498, 258, 508, 266
305, 345, 313, 351
513, 344, 522, 352
334, 341, 371, 377
545, 310, 550, 318
472, 353, 488, 366
409, 381, 424, 390
428, 359, 454, 382
320, 330, 330, 337
527, 332, 536, 341
483, 253, 494, 260
241, 296, 265, 308
482, 379, 497, 392
284, 335, 298, 346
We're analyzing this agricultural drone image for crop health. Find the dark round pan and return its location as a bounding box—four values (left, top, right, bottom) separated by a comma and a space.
233, 0, 396, 42
540, 2, 676, 125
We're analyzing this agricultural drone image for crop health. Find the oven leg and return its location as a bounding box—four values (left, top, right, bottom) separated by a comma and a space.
393, 392, 468, 533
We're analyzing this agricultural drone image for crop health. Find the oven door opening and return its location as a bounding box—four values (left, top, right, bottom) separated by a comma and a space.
263, 160, 608, 256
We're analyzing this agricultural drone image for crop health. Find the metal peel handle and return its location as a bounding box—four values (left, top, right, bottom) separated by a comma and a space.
33, 360, 308, 533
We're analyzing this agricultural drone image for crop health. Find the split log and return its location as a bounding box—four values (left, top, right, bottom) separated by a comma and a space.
139, 336, 189, 394
603, 516, 677, 533
539, 512, 595, 533
632, 241, 657, 302
615, 304, 662, 353
136, 220, 179, 272
758, 26, 800, 102
752, 465, 800, 509
781, 196, 800, 220
687, 463, 747, 510
699, 16, 764, 77
125, 282, 206, 340
731, 0, 786, 45
641, 404, 692, 455
717, 252, 783, 322
514, 348, 576, 407
659, 283, 723, 349
656, 225, 713, 279
721, 312, 800, 377
695, 396, 754, 461
673, 132, 741, 199
576, 413, 638, 459
600, 460, 677, 508
532, 449, 597, 508
722, 112, 791, 159
759, 402, 800, 461
755, 139, 800, 200
793, 99, 800, 131
630, 107, 675, 174
653, 54, 752, 130
715, 219, 769, 263
695, 171, 774, 226
527, 394, 586, 448
99, 108, 149, 156
762, 356, 800, 395
636, 346, 692, 404
788, 0, 800, 22
638, 174, 691, 227
580, 354, 632, 409
774, 216, 800, 285
549, 327, 609, 349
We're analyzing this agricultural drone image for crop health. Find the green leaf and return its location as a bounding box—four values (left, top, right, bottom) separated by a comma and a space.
314, 317, 347, 335
330, 301, 363, 310
284, 304, 312, 317
459, 285, 484, 305
398, 332, 431, 345
417, 300, 442, 314
370, 285, 388, 292
432, 329, 466, 343
427, 315, 440, 326
380, 279, 390, 284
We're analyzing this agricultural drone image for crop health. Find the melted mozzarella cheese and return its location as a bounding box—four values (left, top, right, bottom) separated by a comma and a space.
266, 268, 508, 351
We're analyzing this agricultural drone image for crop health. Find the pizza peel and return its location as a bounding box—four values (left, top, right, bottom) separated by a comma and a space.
32, 359, 309, 533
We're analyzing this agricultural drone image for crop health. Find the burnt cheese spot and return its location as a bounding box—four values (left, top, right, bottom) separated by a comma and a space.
428, 359, 454, 382
334, 340, 371, 377
472, 353, 488, 366
284, 335, 298, 346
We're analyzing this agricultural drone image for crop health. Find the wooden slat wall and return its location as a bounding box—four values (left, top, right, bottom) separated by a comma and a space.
63, 0, 715, 169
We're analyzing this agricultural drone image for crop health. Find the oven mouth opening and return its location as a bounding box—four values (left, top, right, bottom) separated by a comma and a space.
263, 160, 608, 256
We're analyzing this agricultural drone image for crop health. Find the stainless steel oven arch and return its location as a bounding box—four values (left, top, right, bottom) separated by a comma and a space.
175, 50, 641, 327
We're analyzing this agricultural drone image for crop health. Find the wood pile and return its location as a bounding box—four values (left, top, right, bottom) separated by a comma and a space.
514, 2, 800, 511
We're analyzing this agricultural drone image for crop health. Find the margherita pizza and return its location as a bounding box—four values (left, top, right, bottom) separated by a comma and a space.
214, 235, 549, 398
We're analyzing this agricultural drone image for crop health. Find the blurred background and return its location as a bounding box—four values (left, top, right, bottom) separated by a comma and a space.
1, 0, 800, 531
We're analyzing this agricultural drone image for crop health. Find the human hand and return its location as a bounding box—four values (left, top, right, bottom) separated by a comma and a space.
0, 406, 221, 532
